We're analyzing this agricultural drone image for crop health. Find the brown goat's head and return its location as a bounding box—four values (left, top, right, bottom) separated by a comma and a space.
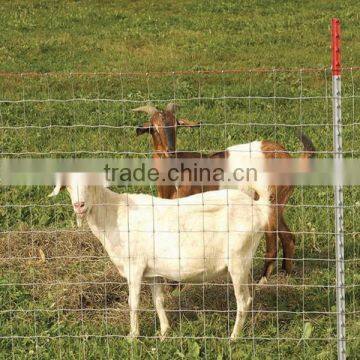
134, 103, 199, 157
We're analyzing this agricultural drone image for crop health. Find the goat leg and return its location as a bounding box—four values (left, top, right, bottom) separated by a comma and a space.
278, 215, 295, 274
260, 222, 278, 282
127, 271, 143, 339
229, 271, 252, 340
151, 278, 170, 340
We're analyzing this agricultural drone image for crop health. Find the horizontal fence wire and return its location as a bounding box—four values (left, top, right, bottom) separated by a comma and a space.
0, 66, 359, 78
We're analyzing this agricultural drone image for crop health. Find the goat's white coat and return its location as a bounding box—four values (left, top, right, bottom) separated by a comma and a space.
226, 141, 263, 156
221, 142, 269, 201
51, 177, 270, 339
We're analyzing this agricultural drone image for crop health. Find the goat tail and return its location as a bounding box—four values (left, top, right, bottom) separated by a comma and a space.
297, 132, 316, 159
250, 180, 272, 222
253, 184, 272, 230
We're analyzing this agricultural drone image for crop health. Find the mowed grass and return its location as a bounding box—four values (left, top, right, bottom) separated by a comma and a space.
0, 1, 360, 359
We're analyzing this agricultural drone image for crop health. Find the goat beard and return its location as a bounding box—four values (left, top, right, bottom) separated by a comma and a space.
76, 214, 85, 228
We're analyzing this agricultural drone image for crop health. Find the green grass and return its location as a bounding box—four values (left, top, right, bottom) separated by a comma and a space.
1, 0, 360, 72
0, 1, 360, 359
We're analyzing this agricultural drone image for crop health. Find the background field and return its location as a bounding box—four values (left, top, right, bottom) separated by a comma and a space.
0, 1, 359, 359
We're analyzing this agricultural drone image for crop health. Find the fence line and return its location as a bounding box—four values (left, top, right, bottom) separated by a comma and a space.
0, 66, 359, 78
0, 42, 358, 360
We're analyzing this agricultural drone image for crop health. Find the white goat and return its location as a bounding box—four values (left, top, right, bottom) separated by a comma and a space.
49, 173, 271, 340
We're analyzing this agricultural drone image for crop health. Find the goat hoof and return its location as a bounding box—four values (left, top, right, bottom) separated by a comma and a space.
258, 276, 268, 285
282, 261, 293, 275
126, 333, 139, 342
160, 331, 169, 342
156, 327, 170, 341
230, 333, 239, 341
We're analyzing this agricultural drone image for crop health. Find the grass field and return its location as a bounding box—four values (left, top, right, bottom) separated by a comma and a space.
0, 1, 360, 359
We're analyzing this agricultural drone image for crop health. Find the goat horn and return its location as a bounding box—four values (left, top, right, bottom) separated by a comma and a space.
165, 103, 179, 113
132, 105, 158, 115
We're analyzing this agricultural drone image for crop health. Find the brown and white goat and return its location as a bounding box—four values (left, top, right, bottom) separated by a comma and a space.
134, 103, 315, 282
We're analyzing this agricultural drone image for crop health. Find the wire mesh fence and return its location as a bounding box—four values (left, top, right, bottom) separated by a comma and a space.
0, 68, 359, 359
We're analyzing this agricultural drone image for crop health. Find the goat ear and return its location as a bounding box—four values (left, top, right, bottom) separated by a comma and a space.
177, 118, 200, 128
136, 122, 152, 136
165, 103, 179, 113
132, 105, 158, 116
48, 185, 64, 197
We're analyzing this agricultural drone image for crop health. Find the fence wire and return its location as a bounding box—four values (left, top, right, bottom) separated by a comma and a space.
0, 68, 359, 359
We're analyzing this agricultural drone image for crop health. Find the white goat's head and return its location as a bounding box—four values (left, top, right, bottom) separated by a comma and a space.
48, 173, 107, 226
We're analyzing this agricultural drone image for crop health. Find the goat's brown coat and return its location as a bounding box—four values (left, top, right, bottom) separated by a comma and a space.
135, 104, 315, 280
